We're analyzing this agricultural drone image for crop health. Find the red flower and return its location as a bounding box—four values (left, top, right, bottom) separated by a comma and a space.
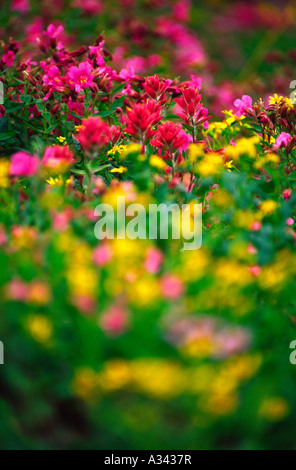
124, 100, 162, 143
42, 145, 75, 173
175, 87, 211, 127
143, 74, 171, 103
77, 117, 111, 153
151, 121, 188, 156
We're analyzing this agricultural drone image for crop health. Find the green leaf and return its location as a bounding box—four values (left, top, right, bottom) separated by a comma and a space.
0, 131, 15, 141
5, 102, 24, 113
111, 94, 126, 111
111, 82, 128, 96
91, 163, 110, 173
71, 169, 86, 175
69, 111, 83, 120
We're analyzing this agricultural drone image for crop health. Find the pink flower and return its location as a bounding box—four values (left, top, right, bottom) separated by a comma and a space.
42, 65, 64, 100
11, 0, 29, 13
233, 95, 253, 117
67, 61, 94, 93
2, 51, 15, 67
42, 145, 75, 173
93, 243, 113, 266
73, 0, 103, 16
43, 24, 64, 39
173, 0, 190, 22
100, 304, 129, 336
274, 132, 291, 150
5, 279, 28, 301
89, 44, 105, 66
247, 265, 261, 277
161, 274, 184, 300
144, 247, 163, 274
10, 152, 39, 177
0, 226, 7, 245
190, 75, 202, 89
283, 188, 292, 201
286, 217, 294, 226
248, 243, 257, 254
72, 295, 96, 314
52, 209, 73, 232
251, 221, 262, 231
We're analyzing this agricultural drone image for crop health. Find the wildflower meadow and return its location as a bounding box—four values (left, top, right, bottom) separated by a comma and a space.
1, 0, 296, 451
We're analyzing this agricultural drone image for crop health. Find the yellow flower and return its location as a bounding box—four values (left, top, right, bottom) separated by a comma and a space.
266, 152, 280, 164
56, 136, 67, 145
180, 248, 209, 282
207, 121, 227, 137
128, 275, 160, 307
149, 154, 166, 169
74, 125, 84, 133
67, 266, 98, 297
232, 209, 256, 229
268, 93, 284, 105
223, 354, 262, 382
225, 136, 260, 161
27, 315, 53, 344
188, 143, 205, 163
259, 397, 289, 421
0, 159, 10, 188
260, 200, 278, 216
284, 97, 294, 109
107, 144, 128, 156
131, 359, 186, 399
72, 368, 100, 401
187, 365, 215, 393
258, 264, 286, 290
12, 226, 37, 249
197, 152, 224, 177
211, 189, 233, 208
110, 166, 127, 174
222, 109, 245, 125
119, 144, 141, 160
182, 337, 213, 358
200, 391, 238, 416
46, 175, 73, 187
99, 360, 131, 391
215, 259, 251, 287
225, 160, 234, 172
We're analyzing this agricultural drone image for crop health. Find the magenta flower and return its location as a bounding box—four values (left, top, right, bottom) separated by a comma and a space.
42, 65, 64, 100
42, 145, 75, 173
233, 95, 253, 117
43, 24, 64, 39
274, 132, 291, 150
283, 188, 292, 201
9, 152, 39, 177
160, 274, 184, 300
2, 51, 15, 67
11, 0, 29, 13
67, 61, 94, 93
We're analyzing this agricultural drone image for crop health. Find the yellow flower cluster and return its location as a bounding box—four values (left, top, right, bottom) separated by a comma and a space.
27, 314, 53, 344
0, 160, 10, 188
225, 136, 260, 161
107, 144, 128, 156
72, 354, 262, 418
197, 152, 224, 177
